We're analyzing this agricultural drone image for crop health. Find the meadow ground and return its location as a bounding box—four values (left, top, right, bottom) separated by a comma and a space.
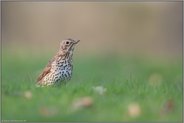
2, 51, 183, 122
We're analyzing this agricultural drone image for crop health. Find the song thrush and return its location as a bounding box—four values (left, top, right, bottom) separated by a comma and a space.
36, 38, 80, 87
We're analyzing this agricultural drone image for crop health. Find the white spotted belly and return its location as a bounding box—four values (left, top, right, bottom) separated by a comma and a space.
42, 61, 73, 86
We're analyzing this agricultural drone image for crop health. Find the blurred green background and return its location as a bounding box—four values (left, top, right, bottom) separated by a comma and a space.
2, 2, 182, 122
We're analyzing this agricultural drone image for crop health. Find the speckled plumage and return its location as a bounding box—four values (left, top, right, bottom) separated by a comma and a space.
36, 38, 80, 87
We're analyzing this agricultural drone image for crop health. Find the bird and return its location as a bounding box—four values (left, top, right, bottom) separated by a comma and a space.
36, 38, 80, 87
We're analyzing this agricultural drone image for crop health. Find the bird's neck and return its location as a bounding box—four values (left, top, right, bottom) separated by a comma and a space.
65, 51, 73, 62
57, 50, 73, 63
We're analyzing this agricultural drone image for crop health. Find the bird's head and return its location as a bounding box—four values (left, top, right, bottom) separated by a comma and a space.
60, 38, 80, 53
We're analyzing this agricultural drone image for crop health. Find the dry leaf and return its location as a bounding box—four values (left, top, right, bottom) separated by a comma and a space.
128, 103, 141, 118
71, 96, 93, 111
160, 99, 174, 116
39, 107, 58, 117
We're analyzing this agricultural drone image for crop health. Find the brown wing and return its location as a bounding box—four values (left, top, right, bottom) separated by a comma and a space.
36, 57, 55, 83
36, 51, 65, 83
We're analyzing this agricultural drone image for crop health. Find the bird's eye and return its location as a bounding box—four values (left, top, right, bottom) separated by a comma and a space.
66, 41, 69, 44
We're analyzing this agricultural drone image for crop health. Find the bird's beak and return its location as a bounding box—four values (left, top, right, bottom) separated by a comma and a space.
74, 40, 80, 44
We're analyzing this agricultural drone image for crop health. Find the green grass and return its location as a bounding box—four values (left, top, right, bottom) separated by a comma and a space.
2, 51, 182, 122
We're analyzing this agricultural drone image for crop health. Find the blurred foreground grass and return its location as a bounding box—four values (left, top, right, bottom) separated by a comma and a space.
2, 51, 182, 122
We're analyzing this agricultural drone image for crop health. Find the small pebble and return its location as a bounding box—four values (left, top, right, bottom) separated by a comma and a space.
93, 86, 107, 95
